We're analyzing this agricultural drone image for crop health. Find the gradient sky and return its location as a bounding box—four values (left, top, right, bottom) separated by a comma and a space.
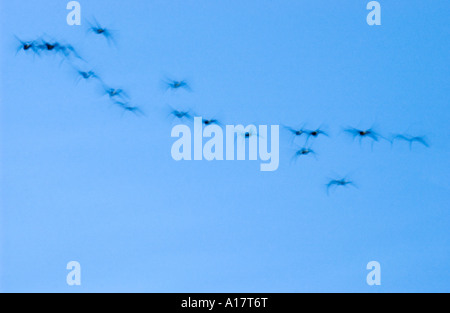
1, 0, 449, 292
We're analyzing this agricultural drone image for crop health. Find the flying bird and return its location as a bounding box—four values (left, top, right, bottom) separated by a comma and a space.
344, 127, 380, 142
284, 126, 307, 137
35, 39, 82, 60
103, 85, 129, 100
37, 40, 60, 52
74, 68, 102, 84
243, 131, 257, 139
202, 118, 220, 126
79, 70, 98, 80
392, 135, 429, 149
168, 107, 193, 120
164, 79, 191, 92
291, 147, 317, 163
115, 101, 145, 116
305, 128, 329, 142
88, 19, 115, 43
15, 37, 38, 54
122, 106, 145, 116
326, 178, 356, 195
56, 44, 83, 59
237, 127, 259, 140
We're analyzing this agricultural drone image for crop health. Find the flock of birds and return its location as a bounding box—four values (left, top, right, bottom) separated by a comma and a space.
15, 19, 430, 195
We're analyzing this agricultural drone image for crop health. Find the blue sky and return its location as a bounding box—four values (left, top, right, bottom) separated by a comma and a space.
1, 0, 449, 292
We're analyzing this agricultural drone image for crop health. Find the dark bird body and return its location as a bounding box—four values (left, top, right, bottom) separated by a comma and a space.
202, 118, 220, 126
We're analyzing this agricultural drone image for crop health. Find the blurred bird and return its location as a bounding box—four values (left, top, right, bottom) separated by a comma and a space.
74, 68, 102, 84
344, 127, 380, 142
15, 36, 38, 54
305, 128, 329, 142
115, 101, 145, 116
168, 107, 193, 120
243, 131, 257, 139
284, 126, 307, 138
103, 86, 128, 100
37, 40, 59, 52
295, 147, 315, 156
164, 79, 191, 92
87, 18, 115, 43
202, 118, 220, 126
36, 39, 82, 60
237, 127, 259, 140
79, 70, 98, 80
56, 44, 83, 59
392, 134, 429, 149
122, 106, 145, 116
292, 147, 317, 163
326, 178, 356, 195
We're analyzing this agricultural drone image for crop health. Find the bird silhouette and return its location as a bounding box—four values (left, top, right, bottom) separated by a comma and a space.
87, 18, 115, 44
392, 134, 429, 149
164, 79, 191, 92
326, 178, 356, 195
